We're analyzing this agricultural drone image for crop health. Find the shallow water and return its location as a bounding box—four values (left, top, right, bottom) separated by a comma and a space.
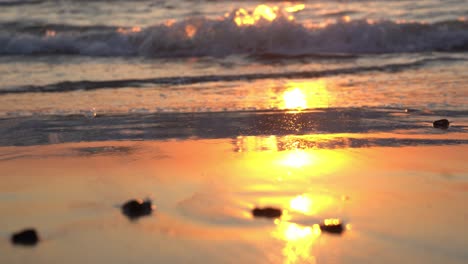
0, 1, 467, 123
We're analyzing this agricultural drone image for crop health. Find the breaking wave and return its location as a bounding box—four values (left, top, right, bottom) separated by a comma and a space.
1, 12, 468, 57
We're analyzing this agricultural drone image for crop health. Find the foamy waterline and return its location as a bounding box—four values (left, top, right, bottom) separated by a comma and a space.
1, 107, 467, 146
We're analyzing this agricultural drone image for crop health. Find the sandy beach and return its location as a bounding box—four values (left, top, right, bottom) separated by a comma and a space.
1, 137, 467, 263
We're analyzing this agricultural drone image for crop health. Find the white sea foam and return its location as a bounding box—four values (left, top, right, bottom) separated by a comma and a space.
1, 13, 468, 57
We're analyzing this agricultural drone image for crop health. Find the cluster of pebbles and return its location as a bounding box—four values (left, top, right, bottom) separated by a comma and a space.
252, 206, 344, 234
10, 199, 345, 246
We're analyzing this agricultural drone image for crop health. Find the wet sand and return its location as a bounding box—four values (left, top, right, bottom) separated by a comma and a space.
1, 139, 467, 263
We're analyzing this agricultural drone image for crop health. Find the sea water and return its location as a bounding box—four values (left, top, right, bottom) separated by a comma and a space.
0, 0, 467, 146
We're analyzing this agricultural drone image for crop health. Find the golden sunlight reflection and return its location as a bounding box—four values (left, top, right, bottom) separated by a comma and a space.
283, 88, 307, 109
324, 218, 341, 226
235, 135, 278, 153
284, 4, 306, 13
45, 30, 56, 37
281, 80, 330, 110
234, 135, 350, 193
289, 194, 335, 215
281, 150, 314, 168
234, 5, 277, 26
185, 25, 197, 38
233, 4, 305, 26
164, 19, 177, 27
117, 26, 142, 34
289, 195, 312, 214
234, 135, 349, 175
274, 222, 320, 264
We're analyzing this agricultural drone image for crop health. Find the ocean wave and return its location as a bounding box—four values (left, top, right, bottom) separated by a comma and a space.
0, 57, 456, 94
1, 12, 468, 57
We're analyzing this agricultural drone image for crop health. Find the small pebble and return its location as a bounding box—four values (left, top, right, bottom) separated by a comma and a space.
252, 207, 282, 218
121, 199, 153, 219
319, 219, 344, 234
81, 107, 97, 119
433, 119, 450, 129
11, 228, 39, 246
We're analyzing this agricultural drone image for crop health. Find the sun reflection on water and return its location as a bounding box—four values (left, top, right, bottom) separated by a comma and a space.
289, 195, 312, 214
274, 221, 321, 264
281, 80, 330, 110
185, 24, 197, 38
283, 88, 307, 110
117, 26, 142, 34
284, 4, 306, 13
289, 194, 336, 215
45, 29, 56, 37
233, 4, 305, 26
281, 150, 313, 168
234, 135, 348, 176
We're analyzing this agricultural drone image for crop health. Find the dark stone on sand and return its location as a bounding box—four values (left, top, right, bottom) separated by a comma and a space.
11, 229, 39, 246
319, 222, 344, 235
121, 199, 153, 219
252, 207, 282, 218
433, 119, 450, 129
